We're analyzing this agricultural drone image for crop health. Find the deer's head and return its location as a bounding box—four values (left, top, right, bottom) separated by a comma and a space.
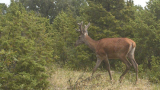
75, 21, 90, 46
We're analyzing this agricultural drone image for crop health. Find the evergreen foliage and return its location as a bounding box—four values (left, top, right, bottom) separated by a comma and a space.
0, 1, 54, 89
1, 0, 160, 89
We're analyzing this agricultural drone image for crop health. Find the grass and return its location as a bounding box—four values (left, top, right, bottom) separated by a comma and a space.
47, 65, 160, 90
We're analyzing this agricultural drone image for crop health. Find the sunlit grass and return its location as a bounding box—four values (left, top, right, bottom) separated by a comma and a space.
47, 65, 160, 90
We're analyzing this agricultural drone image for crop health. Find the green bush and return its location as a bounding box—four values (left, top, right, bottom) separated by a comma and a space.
0, 1, 54, 89
147, 56, 160, 83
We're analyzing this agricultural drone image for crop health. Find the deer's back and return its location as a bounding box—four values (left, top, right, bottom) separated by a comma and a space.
96, 38, 135, 59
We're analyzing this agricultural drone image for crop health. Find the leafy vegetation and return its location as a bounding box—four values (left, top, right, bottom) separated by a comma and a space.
0, 0, 160, 89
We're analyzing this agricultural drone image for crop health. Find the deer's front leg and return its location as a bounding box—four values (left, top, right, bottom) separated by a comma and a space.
92, 55, 102, 76
104, 56, 113, 81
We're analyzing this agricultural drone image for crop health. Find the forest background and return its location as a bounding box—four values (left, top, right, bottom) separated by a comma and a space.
0, 0, 160, 89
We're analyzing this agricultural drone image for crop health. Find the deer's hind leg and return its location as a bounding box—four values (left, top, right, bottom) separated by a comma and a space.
128, 47, 138, 84
119, 55, 132, 83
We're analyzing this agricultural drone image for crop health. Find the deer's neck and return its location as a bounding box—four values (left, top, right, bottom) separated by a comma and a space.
84, 35, 98, 52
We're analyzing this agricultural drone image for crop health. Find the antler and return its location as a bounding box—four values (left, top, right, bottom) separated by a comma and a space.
76, 21, 90, 34
75, 29, 81, 32
85, 22, 90, 30
76, 21, 83, 33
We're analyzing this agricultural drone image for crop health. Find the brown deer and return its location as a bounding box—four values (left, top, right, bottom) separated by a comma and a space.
75, 21, 138, 84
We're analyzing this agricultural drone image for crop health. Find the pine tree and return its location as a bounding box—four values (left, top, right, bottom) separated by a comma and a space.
0, 1, 55, 89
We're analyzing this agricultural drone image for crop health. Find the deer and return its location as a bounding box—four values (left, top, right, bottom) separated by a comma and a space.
75, 21, 138, 84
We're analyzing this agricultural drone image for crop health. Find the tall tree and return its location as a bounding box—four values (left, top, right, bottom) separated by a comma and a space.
19, 0, 87, 23
0, 3, 7, 15
147, 0, 160, 20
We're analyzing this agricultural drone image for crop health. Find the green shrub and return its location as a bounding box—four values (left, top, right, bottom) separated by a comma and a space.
0, 1, 54, 89
147, 56, 160, 83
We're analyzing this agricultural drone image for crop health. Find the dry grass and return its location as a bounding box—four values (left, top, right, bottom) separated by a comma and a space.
47, 66, 160, 90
